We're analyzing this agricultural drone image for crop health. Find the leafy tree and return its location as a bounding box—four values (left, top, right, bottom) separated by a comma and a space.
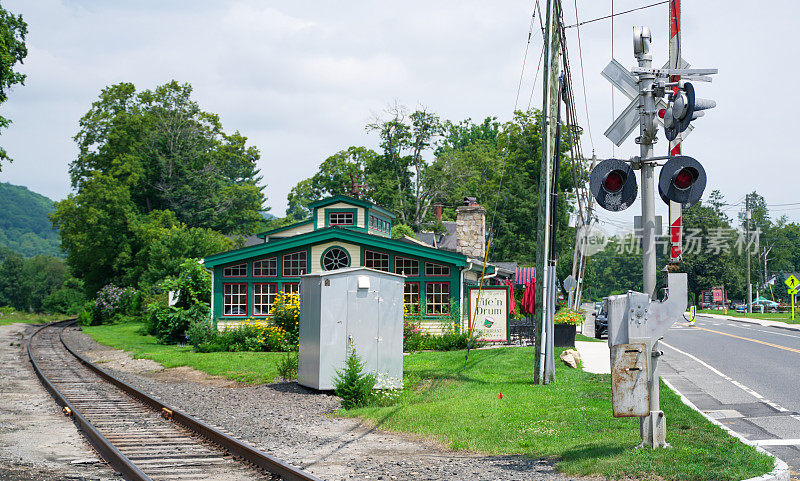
129, 210, 233, 288
0, 252, 23, 308
69, 81, 266, 234
286, 109, 578, 269
19, 255, 67, 312
680, 200, 745, 301
0, 4, 27, 168
43, 276, 86, 314
390, 224, 415, 239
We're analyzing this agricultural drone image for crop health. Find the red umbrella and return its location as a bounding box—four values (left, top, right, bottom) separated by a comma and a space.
503, 279, 516, 315
521, 279, 536, 315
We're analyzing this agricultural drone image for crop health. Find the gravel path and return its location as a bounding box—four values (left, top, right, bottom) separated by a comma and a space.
0, 323, 118, 481
64, 326, 584, 481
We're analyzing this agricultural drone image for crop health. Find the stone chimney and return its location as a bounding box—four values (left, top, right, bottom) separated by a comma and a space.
456, 197, 486, 259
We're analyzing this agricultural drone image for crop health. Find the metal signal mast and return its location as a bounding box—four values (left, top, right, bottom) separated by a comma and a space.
590, 8, 718, 447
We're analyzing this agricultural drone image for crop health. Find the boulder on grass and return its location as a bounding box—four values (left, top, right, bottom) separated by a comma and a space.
559, 349, 581, 369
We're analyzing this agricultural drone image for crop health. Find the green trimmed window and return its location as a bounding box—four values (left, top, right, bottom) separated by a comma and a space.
425, 282, 450, 315
328, 211, 354, 226
404, 282, 421, 314
425, 262, 450, 277
283, 251, 307, 276
253, 283, 278, 316
223, 283, 248, 316
223, 263, 247, 277
395, 256, 419, 276
364, 250, 389, 271
253, 257, 277, 277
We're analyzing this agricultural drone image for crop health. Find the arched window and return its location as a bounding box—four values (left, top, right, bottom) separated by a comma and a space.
321, 246, 350, 270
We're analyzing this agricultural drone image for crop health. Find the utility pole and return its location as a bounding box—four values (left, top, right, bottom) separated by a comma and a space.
746, 196, 752, 313
534, 0, 561, 385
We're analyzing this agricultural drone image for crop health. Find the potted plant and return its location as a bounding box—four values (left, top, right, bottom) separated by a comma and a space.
553, 308, 583, 347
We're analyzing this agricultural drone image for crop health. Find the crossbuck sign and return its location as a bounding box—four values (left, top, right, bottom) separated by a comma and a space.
602, 58, 690, 146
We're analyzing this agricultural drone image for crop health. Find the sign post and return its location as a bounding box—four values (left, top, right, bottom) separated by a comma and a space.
786, 276, 799, 321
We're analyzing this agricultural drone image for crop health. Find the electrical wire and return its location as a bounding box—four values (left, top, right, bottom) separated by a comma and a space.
572, 0, 595, 154
564, 0, 670, 28
514, 4, 540, 110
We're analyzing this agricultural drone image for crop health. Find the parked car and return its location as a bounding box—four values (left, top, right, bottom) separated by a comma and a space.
750, 299, 779, 313
734, 303, 746, 313
593, 302, 608, 339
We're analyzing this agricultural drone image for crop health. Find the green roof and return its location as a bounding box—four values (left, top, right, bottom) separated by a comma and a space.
255, 219, 313, 239
308, 195, 396, 219
204, 226, 467, 268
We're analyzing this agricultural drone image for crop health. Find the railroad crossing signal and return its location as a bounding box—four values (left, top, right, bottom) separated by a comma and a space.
589, 158, 638, 211
657, 156, 707, 208
785, 275, 800, 290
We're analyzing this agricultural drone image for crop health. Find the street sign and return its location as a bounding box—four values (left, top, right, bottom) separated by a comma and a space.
785, 275, 799, 290
563, 275, 577, 293
602, 58, 690, 146
789, 288, 798, 295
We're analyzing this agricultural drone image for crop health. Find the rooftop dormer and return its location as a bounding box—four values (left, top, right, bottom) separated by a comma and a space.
257, 195, 397, 242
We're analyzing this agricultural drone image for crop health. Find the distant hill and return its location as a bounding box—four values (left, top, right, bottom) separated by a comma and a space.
0, 182, 62, 257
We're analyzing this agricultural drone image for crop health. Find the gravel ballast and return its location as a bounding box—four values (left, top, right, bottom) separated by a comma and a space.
64, 326, 581, 481
0, 323, 118, 481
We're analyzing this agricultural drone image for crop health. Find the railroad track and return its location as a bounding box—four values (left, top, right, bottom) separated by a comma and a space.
28, 320, 322, 481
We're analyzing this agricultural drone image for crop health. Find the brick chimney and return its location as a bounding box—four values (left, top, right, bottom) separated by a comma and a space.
433, 203, 443, 220
456, 197, 486, 259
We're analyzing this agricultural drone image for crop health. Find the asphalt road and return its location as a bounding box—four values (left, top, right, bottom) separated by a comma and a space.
660, 314, 800, 477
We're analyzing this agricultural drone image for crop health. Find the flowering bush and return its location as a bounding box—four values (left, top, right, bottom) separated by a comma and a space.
554, 308, 584, 326
270, 292, 300, 348
195, 318, 290, 353
80, 284, 138, 325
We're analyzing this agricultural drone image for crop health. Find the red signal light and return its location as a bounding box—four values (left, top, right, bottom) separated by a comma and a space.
603, 170, 626, 194
658, 108, 666, 118
673, 167, 698, 190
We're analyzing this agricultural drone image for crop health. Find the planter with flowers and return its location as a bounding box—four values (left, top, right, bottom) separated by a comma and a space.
553, 308, 583, 347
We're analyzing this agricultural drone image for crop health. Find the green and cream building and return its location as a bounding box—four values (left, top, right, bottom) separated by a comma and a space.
203, 195, 511, 330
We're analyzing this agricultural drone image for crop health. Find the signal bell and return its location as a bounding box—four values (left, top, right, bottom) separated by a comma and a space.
590, 158, 638, 212
658, 155, 706, 208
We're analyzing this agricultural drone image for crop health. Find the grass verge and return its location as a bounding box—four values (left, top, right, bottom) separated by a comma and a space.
697, 309, 798, 324
344, 347, 773, 481
82, 321, 285, 384
0, 312, 73, 326
575, 333, 603, 343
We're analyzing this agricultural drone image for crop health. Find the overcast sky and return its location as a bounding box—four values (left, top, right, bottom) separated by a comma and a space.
1, 0, 798, 233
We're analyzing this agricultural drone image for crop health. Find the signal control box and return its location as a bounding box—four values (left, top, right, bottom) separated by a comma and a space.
610, 343, 649, 417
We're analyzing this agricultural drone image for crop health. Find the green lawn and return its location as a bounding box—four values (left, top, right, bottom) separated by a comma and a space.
82, 322, 286, 383
345, 347, 773, 481
696, 309, 799, 324
575, 333, 603, 343
0, 312, 73, 326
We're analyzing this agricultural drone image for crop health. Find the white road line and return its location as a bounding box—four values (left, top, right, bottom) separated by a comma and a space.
714, 322, 800, 340
660, 341, 790, 413
753, 439, 800, 446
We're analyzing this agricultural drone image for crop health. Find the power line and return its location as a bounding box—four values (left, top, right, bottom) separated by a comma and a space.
514, 4, 540, 110
571, 0, 595, 154
564, 0, 670, 29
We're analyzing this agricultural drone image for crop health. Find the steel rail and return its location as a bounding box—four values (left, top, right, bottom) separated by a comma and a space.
28, 320, 323, 481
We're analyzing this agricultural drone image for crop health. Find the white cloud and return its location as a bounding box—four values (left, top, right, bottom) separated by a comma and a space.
0, 0, 797, 227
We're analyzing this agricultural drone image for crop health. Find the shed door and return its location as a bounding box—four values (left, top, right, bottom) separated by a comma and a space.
346, 288, 379, 373
376, 279, 402, 383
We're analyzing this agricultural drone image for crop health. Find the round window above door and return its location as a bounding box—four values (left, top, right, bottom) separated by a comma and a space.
321, 246, 350, 271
